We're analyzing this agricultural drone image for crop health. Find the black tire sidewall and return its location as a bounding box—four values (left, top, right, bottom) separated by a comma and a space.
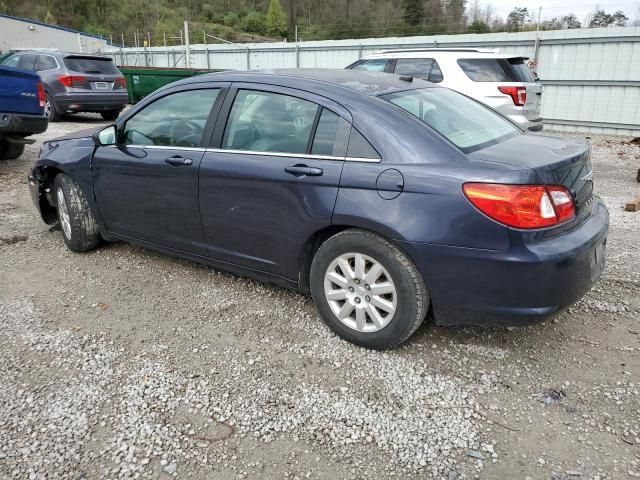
0, 139, 24, 160
46, 95, 61, 122
100, 110, 121, 121
53, 174, 99, 252
310, 230, 426, 349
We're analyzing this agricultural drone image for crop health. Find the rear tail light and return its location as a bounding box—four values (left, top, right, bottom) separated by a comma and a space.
36, 81, 45, 108
498, 86, 527, 106
463, 183, 575, 229
114, 77, 127, 90
58, 75, 89, 88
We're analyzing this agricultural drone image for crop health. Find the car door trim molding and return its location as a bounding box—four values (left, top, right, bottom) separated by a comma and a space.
116, 145, 380, 163
206, 147, 380, 163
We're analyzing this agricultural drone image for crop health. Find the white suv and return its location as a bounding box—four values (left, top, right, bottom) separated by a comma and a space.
346, 48, 543, 132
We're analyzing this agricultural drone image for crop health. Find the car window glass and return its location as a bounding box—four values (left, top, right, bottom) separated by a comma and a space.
123, 89, 220, 148
19, 54, 37, 70
351, 59, 388, 72
63, 57, 119, 74
3, 55, 20, 68
311, 109, 340, 155
346, 129, 380, 159
429, 60, 444, 83
37, 55, 58, 71
223, 90, 318, 154
457, 58, 511, 82
508, 58, 535, 82
394, 58, 433, 77
382, 88, 519, 153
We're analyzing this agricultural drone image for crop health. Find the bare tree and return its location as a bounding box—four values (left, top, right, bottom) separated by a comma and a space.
467, 0, 482, 23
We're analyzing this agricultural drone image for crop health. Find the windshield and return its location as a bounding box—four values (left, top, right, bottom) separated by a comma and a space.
381, 88, 520, 153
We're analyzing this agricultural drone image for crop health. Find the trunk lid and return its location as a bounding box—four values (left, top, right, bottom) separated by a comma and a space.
468, 134, 594, 225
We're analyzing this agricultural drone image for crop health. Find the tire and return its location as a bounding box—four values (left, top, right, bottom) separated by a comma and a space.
310, 229, 429, 349
100, 110, 121, 121
0, 139, 25, 160
53, 174, 100, 252
45, 94, 61, 122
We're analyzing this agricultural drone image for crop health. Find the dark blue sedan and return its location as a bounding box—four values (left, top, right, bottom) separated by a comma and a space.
28, 69, 609, 349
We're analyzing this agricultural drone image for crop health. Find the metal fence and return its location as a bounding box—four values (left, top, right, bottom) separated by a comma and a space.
106, 26, 640, 135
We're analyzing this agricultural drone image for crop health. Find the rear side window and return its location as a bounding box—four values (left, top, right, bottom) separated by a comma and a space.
458, 58, 510, 82
350, 59, 388, 72
64, 56, 119, 74
37, 55, 58, 71
394, 58, 443, 83
382, 88, 520, 153
508, 58, 535, 82
123, 89, 220, 147
19, 54, 37, 70
311, 109, 340, 155
223, 90, 318, 154
347, 129, 380, 159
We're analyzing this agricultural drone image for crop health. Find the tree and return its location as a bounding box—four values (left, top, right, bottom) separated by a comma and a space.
611, 10, 629, 26
589, 9, 613, 27
562, 13, 581, 28
543, 13, 580, 30
468, 20, 489, 32
506, 7, 528, 31
265, 0, 288, 37
402, 0, 425, 27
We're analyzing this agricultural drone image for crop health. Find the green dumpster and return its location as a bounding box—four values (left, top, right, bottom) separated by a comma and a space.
118, 66, 222, 104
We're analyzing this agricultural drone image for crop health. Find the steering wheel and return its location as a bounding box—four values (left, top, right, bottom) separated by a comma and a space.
170, 119, 202, 147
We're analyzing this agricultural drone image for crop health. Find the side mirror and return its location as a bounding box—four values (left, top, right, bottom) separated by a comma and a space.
93, 125, 117, 146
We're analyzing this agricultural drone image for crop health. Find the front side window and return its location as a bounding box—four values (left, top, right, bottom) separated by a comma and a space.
123, 89, 220, 147
223, 90, 319, 154
351, 59, 388, 72
382, 88, 520, 153
3, 55, 21, 68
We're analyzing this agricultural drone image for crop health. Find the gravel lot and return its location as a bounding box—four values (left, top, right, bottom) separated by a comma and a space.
1, 116, 639, 480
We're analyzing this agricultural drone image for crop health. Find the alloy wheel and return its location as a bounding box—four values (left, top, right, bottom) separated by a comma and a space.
323, 252, 397, 332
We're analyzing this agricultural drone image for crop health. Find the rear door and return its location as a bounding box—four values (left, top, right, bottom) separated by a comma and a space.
92, 85, 227, 255
62, 55, 121, 92
199, 84, 351, 280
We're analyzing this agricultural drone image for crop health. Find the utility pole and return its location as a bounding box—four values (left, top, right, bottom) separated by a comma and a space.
184, 20, 191, 68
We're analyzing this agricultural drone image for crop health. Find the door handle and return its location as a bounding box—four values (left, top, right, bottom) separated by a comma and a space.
285, 165, 323, 177
165, 156, 193, 166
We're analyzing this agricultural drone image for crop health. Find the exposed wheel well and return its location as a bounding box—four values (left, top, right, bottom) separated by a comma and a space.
34, 166, 64, 224
298, 225, 351, 293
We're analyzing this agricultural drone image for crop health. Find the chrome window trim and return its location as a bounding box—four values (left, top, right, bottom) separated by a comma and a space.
110, 145, 380, 163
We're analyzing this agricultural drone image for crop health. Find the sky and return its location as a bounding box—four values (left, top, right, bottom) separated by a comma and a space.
489, 0, 639, 23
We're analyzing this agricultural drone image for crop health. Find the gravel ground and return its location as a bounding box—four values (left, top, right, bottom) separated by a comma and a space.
0, 116, 639, 480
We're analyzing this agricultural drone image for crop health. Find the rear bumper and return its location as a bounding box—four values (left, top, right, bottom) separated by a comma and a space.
54, 92, 128, 112
0, 112, 48, 136
507, 113, 543, 132
400, 197, 609, 327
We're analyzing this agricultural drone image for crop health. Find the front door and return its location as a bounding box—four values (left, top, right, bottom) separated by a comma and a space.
92, 87, 223, 255
199, 85, 351, 280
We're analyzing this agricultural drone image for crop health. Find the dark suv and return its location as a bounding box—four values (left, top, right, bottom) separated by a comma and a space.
1, 50, 128, 121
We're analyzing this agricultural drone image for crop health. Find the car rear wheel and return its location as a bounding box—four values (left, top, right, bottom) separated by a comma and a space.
310, 229, 429, 349
100, 110, 121, 121
54, 174, 100, 252
0, 139, 25, 160
45, 95, 61, 122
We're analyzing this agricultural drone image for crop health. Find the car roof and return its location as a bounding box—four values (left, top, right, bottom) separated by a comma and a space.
193, 68, 435, 96
362, 50, 527, 60
13, 50, 113, 60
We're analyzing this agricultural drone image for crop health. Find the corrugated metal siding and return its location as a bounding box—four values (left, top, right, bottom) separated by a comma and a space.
108, 27, 640, 135
0, 15, 108, 53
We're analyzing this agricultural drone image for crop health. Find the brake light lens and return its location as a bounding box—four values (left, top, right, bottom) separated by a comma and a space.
36, 81, 45, 108
463, 183, 575, 229
114, 77, 127, 90
498, 86, 527, 106
58, 75, 89, 88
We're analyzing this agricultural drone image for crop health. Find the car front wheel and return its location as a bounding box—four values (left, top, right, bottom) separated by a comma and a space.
310, 229, 429, 349
54, 174, 100, 252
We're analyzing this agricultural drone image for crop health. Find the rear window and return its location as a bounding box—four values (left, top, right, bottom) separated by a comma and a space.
381, 88, 520, 153
63, 56, 118, 74
458, 57, 535, 83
